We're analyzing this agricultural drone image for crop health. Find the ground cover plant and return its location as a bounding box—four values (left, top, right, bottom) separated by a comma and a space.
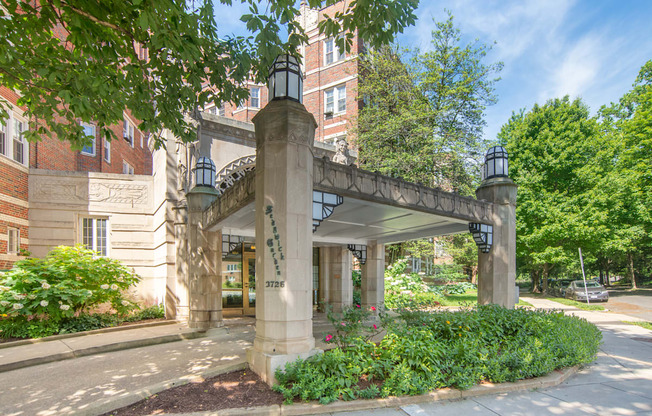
274, 305, 601, 404
0, 245, 154, 339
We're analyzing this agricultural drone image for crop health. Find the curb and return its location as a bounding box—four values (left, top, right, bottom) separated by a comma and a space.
102, 365, 579, 416
0, 319, 178, 350
0, 329, 211, 374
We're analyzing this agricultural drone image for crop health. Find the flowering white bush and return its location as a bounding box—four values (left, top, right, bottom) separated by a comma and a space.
0, 245, 140, 321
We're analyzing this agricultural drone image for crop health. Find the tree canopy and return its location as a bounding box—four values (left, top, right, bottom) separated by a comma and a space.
499, 60, 652, 289
0, 0, 418, 149
355, 13, 502, 195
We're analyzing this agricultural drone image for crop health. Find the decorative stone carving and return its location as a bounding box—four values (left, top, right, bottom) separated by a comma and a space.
33, 181, 148, 205
215, 154, 256, 195
332, 137, 350, 165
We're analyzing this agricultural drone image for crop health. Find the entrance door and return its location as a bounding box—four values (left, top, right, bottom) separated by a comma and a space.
243, 251, 256, 315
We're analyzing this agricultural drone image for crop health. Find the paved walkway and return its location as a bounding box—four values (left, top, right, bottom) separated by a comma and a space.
0, 301, 650, 416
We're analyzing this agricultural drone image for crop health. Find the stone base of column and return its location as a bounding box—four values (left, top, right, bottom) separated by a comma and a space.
188, 310, 224, 330
247, 347, 323, 385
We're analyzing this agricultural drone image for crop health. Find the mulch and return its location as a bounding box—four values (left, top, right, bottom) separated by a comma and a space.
101, 369, 284, 416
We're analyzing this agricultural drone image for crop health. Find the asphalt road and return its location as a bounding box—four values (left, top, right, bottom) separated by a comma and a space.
605, 288, 652, 321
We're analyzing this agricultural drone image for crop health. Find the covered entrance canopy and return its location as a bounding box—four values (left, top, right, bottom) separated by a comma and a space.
182, 98, 516, 386
204, 157, 492, 245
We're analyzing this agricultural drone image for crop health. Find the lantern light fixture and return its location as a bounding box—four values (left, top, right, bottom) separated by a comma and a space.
268, 54, 303, 103
482, 146, 509, 180
469, 223, 493, 253
193, 157, 216, 188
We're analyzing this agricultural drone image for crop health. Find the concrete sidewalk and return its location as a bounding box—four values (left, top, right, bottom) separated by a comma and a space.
0, 321, 211, 373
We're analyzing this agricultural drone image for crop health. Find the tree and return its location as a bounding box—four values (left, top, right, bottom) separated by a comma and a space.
498, 97, 604, 291
597, 60, 652, 289
0, 0, 418, 149
355, 13, 502, 196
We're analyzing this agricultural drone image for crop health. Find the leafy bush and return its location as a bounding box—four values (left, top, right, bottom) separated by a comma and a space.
431, 264, 468, 282
0, 304, 165, 339
275, 305, 601, 403
0, 245, 140, 321
323, 304, 385, 349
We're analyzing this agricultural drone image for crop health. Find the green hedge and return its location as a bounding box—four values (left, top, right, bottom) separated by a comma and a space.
274, 305, 601, 403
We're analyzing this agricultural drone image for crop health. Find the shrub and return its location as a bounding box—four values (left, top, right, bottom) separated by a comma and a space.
0, 245, 140, 322
275, 305, 601, 403
323, 304, 385, 349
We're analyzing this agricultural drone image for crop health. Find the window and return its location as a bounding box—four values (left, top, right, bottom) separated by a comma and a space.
325, 85, 346, 114
219, 105, 225, 117
250, 87, 260, 108
0, 118, 6, 155
13, 119, 25, 164
81, 218, 108, 256
81, 123, 96, 156
7, 228, 19, 254
324, 38, 345, 65
104, 138, 111, 163
123, 118, 134, 146
122, 160, 134, 175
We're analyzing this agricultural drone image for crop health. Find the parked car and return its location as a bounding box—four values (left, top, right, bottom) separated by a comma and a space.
565, 280, 609, 302
548, 279, 573, 297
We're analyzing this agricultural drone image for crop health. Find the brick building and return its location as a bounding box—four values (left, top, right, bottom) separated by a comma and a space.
204, 2, 362, 147
0, 2, 359, 270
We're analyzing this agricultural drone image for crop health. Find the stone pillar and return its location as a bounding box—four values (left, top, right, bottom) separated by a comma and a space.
318, 247, 330, 311
169, 202, 189, 320
186, 187, 223, 329
361, 241, 385, 310
327, 247, 353, 311
247, 99, 320, 385
475, 177, 517, 308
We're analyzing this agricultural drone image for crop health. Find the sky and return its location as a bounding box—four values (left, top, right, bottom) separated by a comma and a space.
214, 0, 652, 143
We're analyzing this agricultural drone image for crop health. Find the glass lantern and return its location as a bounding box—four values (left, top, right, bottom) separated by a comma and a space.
482, 146, 509, 180
268, 54, 303, 103
194, 157, 216, 188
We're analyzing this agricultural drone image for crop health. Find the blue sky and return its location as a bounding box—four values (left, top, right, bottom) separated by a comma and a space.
214, 0, 652, 143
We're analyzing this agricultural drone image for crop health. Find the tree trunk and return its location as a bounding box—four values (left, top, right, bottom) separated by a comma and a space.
531, 269, 540, 293
628, 252, 637, 289
542, 263, 550, 293
471, 266, 477, 285
599, 269, 604, 285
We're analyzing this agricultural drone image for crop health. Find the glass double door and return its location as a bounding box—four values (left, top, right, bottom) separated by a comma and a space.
222, 243, 256, 315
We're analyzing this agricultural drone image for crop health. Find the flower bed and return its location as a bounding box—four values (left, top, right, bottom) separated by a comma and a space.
273, 305, 601, 404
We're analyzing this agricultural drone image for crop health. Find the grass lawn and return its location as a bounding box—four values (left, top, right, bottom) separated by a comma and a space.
548, 297, 605, 311
437, 290, 533, 307
625, 321, 652, 331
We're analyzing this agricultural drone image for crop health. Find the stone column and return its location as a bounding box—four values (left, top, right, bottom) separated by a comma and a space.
169, 202, 189, 320
361, 241, 385, 310
186, 187, 223, 329
247, 99, 320, 385
327, 246, 353, 311
475, 177, 517, 308
318, 247, 330, 311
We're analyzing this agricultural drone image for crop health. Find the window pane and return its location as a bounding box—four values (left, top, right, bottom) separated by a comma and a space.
81, 124, 95, 154
96, 219, 107, 256
0, 120, 5, 155
13, 139, 23, 164
104, 139, 111, 162
337, 86, 346, 112
82, 218, 93, 250
325, 90, 334, 113
325, 39, 333, 65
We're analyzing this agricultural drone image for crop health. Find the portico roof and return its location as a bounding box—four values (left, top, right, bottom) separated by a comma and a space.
204, 157, 493, 245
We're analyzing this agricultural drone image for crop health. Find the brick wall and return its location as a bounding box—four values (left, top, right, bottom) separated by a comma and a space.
0, 158, 29, 270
